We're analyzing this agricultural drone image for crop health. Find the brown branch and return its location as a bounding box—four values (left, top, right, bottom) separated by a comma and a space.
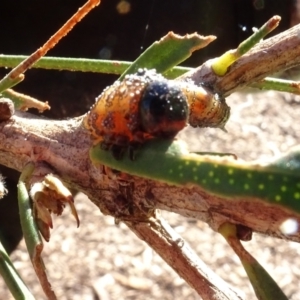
1, 111, 246, 299
0, 108, 299, 299
180, 23, 300, 96
1, 112, 299, 242
2, 23, 300, 299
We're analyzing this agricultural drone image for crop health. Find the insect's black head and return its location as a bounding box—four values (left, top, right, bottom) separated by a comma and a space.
139, 80, 189, 137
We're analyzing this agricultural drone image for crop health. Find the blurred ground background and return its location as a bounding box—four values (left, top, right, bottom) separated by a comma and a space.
0, 1, 300, 299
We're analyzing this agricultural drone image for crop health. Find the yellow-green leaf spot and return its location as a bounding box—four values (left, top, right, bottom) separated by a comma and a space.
258, 184, 264, 190
211, 51, 237, 76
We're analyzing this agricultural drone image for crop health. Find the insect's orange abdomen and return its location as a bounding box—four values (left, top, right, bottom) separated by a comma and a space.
84, 69, 189, 151
84, 69, 230, 158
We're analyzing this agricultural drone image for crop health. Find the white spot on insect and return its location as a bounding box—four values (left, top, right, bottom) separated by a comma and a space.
280, 218, 298, 235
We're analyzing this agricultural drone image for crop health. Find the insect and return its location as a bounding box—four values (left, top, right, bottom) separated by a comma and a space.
180, 80, 230, 130
84, 69, 188, 158
84, 68, 230, 158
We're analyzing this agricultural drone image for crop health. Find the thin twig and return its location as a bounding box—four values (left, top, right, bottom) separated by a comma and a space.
180, 23, 300, 96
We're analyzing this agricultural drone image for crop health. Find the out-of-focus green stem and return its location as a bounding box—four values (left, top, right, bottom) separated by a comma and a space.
251, 77, 300, 94
17, 163, 40, 259
219, 222, 288, 300
18, 162, 57, 300
0, 55, 190, 79
0, 240, 35, 300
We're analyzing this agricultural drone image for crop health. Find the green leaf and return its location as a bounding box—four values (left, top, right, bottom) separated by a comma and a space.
0, 55, 130, 75
90, 139, 300, 215
212, 16, 281, 76
219, 223, 288, 300
0, 74, 24, 94
17, 163, 42, 259
0, 55, 191, 79
119, 32, 215, 79
0, 240, 35, 300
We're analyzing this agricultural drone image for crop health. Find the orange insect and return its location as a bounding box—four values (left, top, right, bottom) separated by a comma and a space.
84, 69, 189, 158
84, 68, 230, 158
179, 80, 230, 129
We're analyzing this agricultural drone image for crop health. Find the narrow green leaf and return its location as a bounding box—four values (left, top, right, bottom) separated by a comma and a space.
0, 55, 130, 75
119, 32, 215, 79
0, 241, 35, 300
90, 139, 300, 215
212, 16, 281, 76
0, 74, 24, 94
219, 223, 288, 300
241, 257, 288, 300
251, 77, 300, 94
17, 163, 42, 259
0, 55, 191, 79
